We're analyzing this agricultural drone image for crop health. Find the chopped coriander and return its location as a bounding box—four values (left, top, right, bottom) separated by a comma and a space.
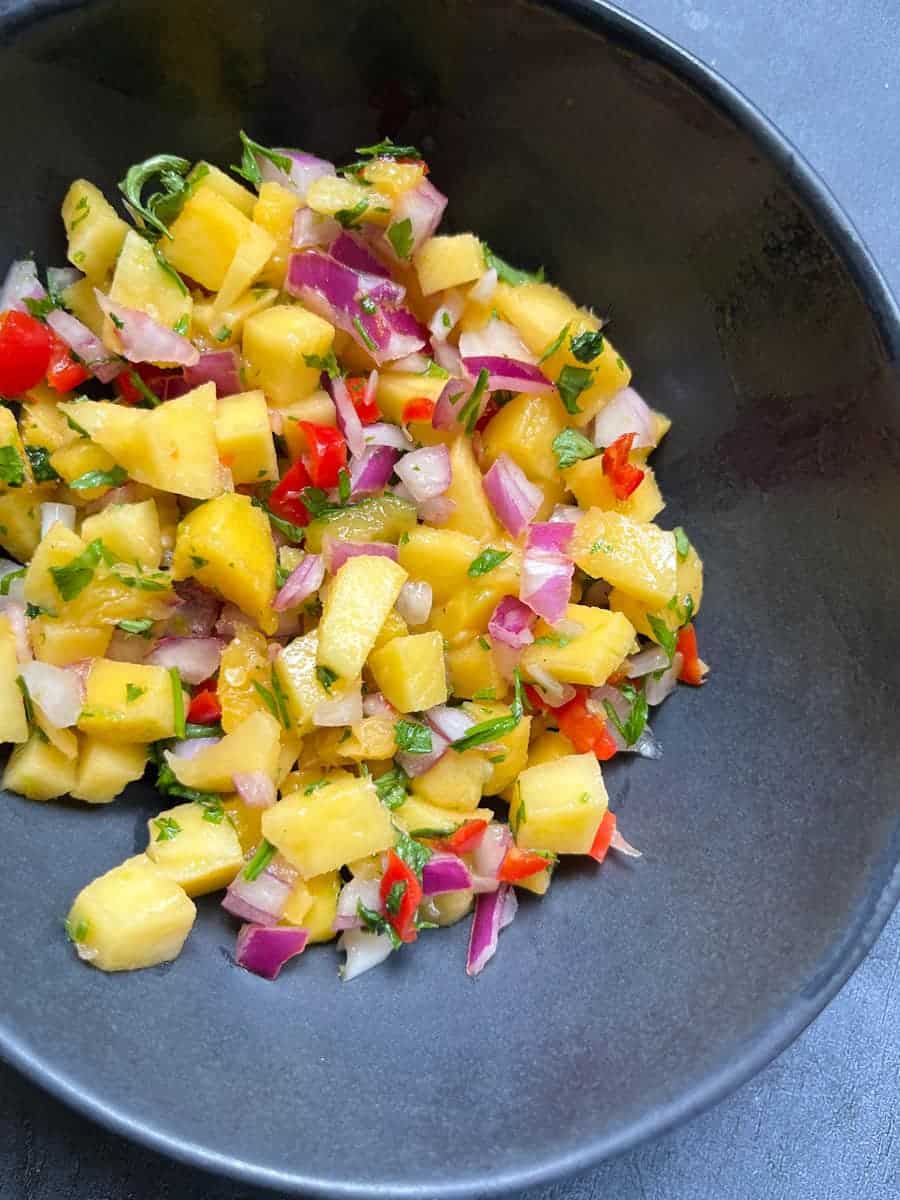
384, 879, 407, 915
183, 722, 224, 740
478, 636, 490, 651
190, 554, 209, 569
0, 568, 25, 596
169, 667, 186, 738
63, 409, 89, 436
24, 445, 61, 483
674, 526, 691, 560
24, 296, 58, 320
25, 603, 50, 619
551, 427, 597, 470
482, 245, 545, 286
114, 569, 169, 592
450, 713, 517, 752
539, 323, 570, 363
359, 294, 378, 315
468, 547, 511, 577
275, 563, 291, 588
16, 675, 36, 729
354, 136, 421, 160
66, 917, 90, 943
356, 900, 402, 949
510, 667, 525, 722
116, 618, 155, 637
125, 683, 145, 703
302, 349, 340, 378
458, 368, 490, 434
647, 613, 677, 662
214, 325, 232, 343
304, 778, 329, 795
70, 195, 91, 231
603, 682, 648, 747
49, 538, 110, 601
197, 796, 226, 824
387, 217, 414, 260
316, 665, 338, 693
254, 667, 291, 727
534, 633, 571, 647
0, 446, 26, 488
442, 311, 452, 329
251, 495, 307, 544
152, 754, 220, 806
243, 838, 277, 881
153, 245, 188, 296
352, 315, 378, 352
335, 198, 369, 229
338, 467, 351, 504
394, 719, 433, 754
579, 791, 590, 805
398, 530, 410, 546
569, 330, 605, 363
172, 314, 189, 335
232, 131, 291, 188
69, 465, 128, 491
154, 816, 181, 841
557, 364, 593, 414
472, 688, 496, 701
393, 830, 431, 880
118, 153, 193, 240
126, 368, 160, 407
512, 791, 526, 836
488, 753, 506, 764
374, 765, 409, 810
616, 355, 625, 371
421, 359, 449, 378
589, 539, 614, 555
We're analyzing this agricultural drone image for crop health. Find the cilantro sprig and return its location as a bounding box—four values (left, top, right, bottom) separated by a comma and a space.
118, 153, 193, 240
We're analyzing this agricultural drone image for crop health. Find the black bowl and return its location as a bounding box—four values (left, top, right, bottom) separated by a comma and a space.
1, 1, 898, 1196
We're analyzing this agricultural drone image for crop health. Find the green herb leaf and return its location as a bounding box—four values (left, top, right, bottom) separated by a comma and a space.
118, 153, 193, 240
172, 314, 189, 335
338, 467, 351, 504
190, 554, 208, 570
482, 245, 545, 286
534, 633, 571, 647
213, 325, 232, 343
374, 764, 409, 810
316, 665, 338, 693
394, 719, 433, 754
24, 445, 61, 483
356, 900, 402, 949
49, 538, 109, 601
385, 879, 407, 915
512, 788, 526, 836
468, 547, 511, 577
335, 199, 369, 229
352, 315, 378, 352
511, 667, 525, 722
303, 778, 329, 795
387, 217, 414, 260
153, 245, 189, 296
393, 830, 431, 880
269, 665, 292, 728
125, 368, 160, 408
0, 446, 26, 488
472, 688, 496, 701
674, 526, 691, 560
116, 618, 155, 637
183, 722, 224, 740
478, 636, 490, 651
551, 427, 597, 470
355, 136, 422, 161
154, 815, 181, 841
251, 495, 307, 544
302, 350, 340, 379
169, 667, 186, 739
450, 714, 517, 752
232, 132, 291, 188
538, 323, 571, 364
458, 367, 490, 434
569, 330, 605, 363
69, 465, 128, 491
243, 838, 277, 881
557, 365, 593, 415
0, 568, 25, 596
126, 683, 145, 703
603, 682, 648, 747
24, 296, 58, 320
647, 613, 677, 663
65, 916, 90, 943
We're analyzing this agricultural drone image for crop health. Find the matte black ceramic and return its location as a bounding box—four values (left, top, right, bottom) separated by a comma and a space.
0, 1, 898, 1196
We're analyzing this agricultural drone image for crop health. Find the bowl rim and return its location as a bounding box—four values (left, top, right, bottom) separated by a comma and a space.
1, 1, 899, 1196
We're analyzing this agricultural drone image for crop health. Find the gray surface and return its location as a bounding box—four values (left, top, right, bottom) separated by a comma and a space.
1, 1, 898, 1198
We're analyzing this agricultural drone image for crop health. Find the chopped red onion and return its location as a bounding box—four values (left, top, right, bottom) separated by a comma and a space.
526, 664, 575, 708
468, 267, 499, 307
171, 736, 221, 759
325, 374, 365, 459
223, 867, 291, 926
171, 580, 221, 637
40, 503, 76, 538
235, 923, 309, 980
4, 602, 31, 663
432, 337, 464, 376
466, 883, 513, 976
183, 349, 241, 396
47, 266, 81, 294
462, 355, 554, 396
520, 549, 574, 625
499, 886, 519, 930
273, 554, 324, 612
146, 637, 224, 685
626, 644, 671, 678
611, 828, 643, 858
314, 679, 363, 727
324, 538, 398, 574
417, 495, 456, 525
550, 504, 583, 524
291, 207, 340, 250
233, 771, 276, 809
459, 319, 533, 363
425, 703, 475, 744
395, 443, 451, 502
644, 652, 683, 706
384, 179, 447, 259
94, 291, 199, 367
380, 307, 430, 362
257, 148, 334, 198
0, 260, 45, 312
428, 289, 465, 341
363, 421, 412, 451
333, 877, 382, 932
389, 352, 432, 373
472, 822, 512, 880
19, 661, 82, 727
328, 231, 390, 277
422, 852, 473, 896
395, 580, 432, 626
488, 596, 535, 649
482, 454, 543, 538
362, 691, 396, 719
593, 387, 656, 449
348, 445, 399, 496
527, 522, 574, 555
338, 927, 394, 981
431, 376, 472, 430
396, 726, 449, 777
45, 310, 121, 383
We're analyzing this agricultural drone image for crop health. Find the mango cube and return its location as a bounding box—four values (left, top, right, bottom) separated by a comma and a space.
368, 631, 448, 713
317, 554, 407, 679
564, 457, 665, 524
72, 737, 148, 804
243, 305, 335, 408
167, 711, 282, 792
284, 870, 341, 942
410, 749, 488, 812
0, 616, 28, 744
397, 526, 481, 604
415, 234, 484, 294
446, 636, 510, 701
443, 436, 500, 541
77, 660, 176, 742
392, 795, 494, 837
570, 510, 677, 609
3, 734, 77, 801
510, 753, 608, 855
610, 544, 704, 642
80, 500, 162, 569
165, 187, 259, 292
215, 390, 278, 485
61, 179, 128, 281
521, 603, 636, 687
481, 392, 569, 485
108, 230, 192, 332
145, 801, 244, 896
275, 631, 330, 735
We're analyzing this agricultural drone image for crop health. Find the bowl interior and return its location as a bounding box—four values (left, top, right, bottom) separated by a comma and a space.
1, 1, 899, 1196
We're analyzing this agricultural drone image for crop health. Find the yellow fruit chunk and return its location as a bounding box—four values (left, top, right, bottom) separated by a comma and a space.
304, 493, 417, 554
215, 222, 276, 311
540, 316, 632, 428
397, 526, 481, 604
215, 390, 278, 485
192, 285, 278, 346
0, 616, 28, 744
360, 158, 426, 196
275, 631, 330, 735
61, 179, 129, 281
31, 621, 105, 668
289, 870, 341, 942
446, 636, 510, 701
172, 492, 277, 633
306, 175, 392, 225
462, 698, 531, 794
252, 181, 301, 288
317, 554, 407, 679
371, 609, 409, 651
410, 750, 488, 812
218, 627, 271, 732
243, 304, 336, 408
374, 371, 447, 425
78, 660, 177, 742
610, 543, 704, 641
223, 794, 264, 856
564, 457, 665, 523
443, 436, 500, 541
3, 734, 77, 801
192, 163, 257, 215
167, 711, 281, 792
262, 771, 395, 878
521, 603, 636, 688
165, 187, 260, 292
108, 230, 192, 332
49, 439, 117, 501
570, 510, 677, 609
510, 753, 608, 855
481, 392, 569, 485
369, 631, 448, 713
415, 234, 484, 294
0, 408, 29, 494
392, 795, 494, 836
80, 500, 162, 569
20, 391, 77, 453
66, 854, 196, 972
0, 488, 42, 562
145, 801, 244, 896
279, 390, 336, 460
72, 738, 148, 804
60, 276, 106, 335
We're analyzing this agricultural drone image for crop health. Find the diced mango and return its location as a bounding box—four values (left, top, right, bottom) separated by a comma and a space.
446, 636, 510, 701
72, 737, 148, 804
20, 392, 78, 453
262, 771, 395, 877
317, 555, 407, 679
215, 390, 278, 485
491, 280, 579, 355
279, 390, 336, 460
80, 500, 162, 569
49, 439, 118, 501
66, 854, 196, 972
2, 734, 77, 801
306, 175, 392, 226
145, 801, 244, 896
443, 436, 500, 541
371, 608, 409, 651
168, 711, 281, 792
280, 878, 313, 927
510, 752, 608, 855
361, 158, 426, 196
397, 526, 481, 604
368, 631, 448, 713
275, 631, 330, 735
192, 163, 257, 215
303, 493, 417, 554
0, 488, 42, 562
480, 392, 569, 485
462, 698, 531, 794
165, 188, 259, 292
60, 276, 107, 335
609, 543, 704, 641
415, 234, 484, 295
374, 371, 448, 425
108, 230, 192, 332
78, 660, 177, 742
215, 222, 276, 311
289, 870, 341, 942
242, 305, 335, 408
570, 510, 677, 609
410, 749, 488, 812
222, 794, 265, 856
392, 795, 494, 836
521, 603, 635, 687
61, 179, 128, 281
0, 616, 28, 744
252, 181, 301, 288
192, 285, 278, 346
218, 627, 271, 732
540, 315, 632, 428
564, 457, 665, 523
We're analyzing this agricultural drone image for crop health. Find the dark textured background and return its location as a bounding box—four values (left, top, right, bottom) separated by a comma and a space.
1, 1, 898, 1198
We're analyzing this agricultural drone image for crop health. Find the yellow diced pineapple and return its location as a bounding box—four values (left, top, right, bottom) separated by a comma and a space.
303, 493, 416, 554
23, 521, 87, 612
570, 510, 677, 609
510, 752, 608, 854
415, 234, 485, 295
462, 698, 531, 793
214, 390, 278, 485
191, 163, 257, 215
443, 436, 501, 541
392, 795, 495, 836
410, 750, 488, 812
78, 660, 177, 742
287, 870, 341, 942
275, 631, 329, 735
61, 277, 107, 336
564, 457, 665, 523
49, 439, 117, 501
61, 180, 128, 281
446, 636, 510, 701
397, 526, 481, 604
242, 305, 336, 408
371, 608, 409, 651
192, 286, 278, 346
609, 543, 704, 641
165, 188, 258, 292
252, 181, 301, 288
218, 627, 271, 732
145, 801, 244, 896
167, 711, 281, 792
374, 371, 447, 425
31, 620, 110, 666
317, 555, 407, 679
540, 315, 632, 427
0, 616, 28, 744
360, 159, 426, 196
0, 488, 42, 562
491, 280, 579, 355
66, 854, 196, 972
262, 771, 395, 877
172, 492, 277, 633
521, 603, 635, 687
306, 175, 392, 226
215, 222, 276, 311
72, 737, 148, 804
480, 392, 569, 485
368, 631, 448, 713
279, 390, 336, 460
108, 230, 192, 333
19, 391, 78, 453
80, 500, 162, 569
3, 734, 77, 801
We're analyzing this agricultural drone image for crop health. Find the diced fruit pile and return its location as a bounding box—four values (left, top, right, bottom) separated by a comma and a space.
0, 132, 708, 984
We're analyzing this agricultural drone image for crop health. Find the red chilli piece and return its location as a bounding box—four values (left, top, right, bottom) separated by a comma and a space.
379, 850, 423, 943
588, 811, 616, 863
602, 432, 645, 501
